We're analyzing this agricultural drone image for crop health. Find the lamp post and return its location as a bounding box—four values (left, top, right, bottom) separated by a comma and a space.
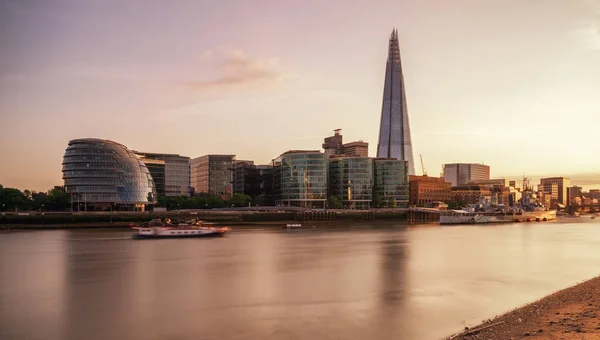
41, 204, 44, 212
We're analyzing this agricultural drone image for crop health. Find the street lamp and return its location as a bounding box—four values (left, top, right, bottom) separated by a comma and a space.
41, 204, 44, 212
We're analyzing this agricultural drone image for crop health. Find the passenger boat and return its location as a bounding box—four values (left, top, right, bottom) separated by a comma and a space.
132, 218, 230, 239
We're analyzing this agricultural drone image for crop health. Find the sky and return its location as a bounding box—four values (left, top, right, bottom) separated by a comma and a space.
1, 0, 599, 192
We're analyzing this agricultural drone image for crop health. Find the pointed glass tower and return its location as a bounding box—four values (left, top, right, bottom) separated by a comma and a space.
376, 28, 415, 175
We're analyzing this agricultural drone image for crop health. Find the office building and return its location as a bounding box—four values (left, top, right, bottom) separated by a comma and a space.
329, 157, 373, 209
191, 155, 235, 199
323, 129, 344, 156
376, 29, 415, 175
451, 186, 492, 205
62, 138, 157, 211
342, 141, 369, 158
540, 177, 570, 206
134, 151, 191, 197
322, 129, 369, 158
273, 151, 328, 208
372, 158, 409, 208
409, 175, 452, 206
443, 163, 490, 187
233, 161, 274, 205
137, 157, 166, 197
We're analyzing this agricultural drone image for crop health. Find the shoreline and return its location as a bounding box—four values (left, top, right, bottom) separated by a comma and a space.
447, 275, 600, 339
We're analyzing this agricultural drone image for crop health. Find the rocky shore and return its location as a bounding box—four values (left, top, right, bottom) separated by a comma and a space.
448, 275, 600, 339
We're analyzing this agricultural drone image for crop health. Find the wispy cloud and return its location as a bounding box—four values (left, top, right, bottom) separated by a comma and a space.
574, 22, 600, 51
574, 0, 600, 51
184, 48, 290, 91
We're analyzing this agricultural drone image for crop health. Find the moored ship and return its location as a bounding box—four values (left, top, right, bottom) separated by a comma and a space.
132, 218, 230, 239
440, 188, 557, 225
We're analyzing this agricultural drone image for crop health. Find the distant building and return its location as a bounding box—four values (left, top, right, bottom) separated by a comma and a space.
409, 175, 452, 206
322, 129, 369, 157
451, 185, 492, 205
372, 158, 409, 208
191, 155, 235, 199
329, 157, 373, 209
233, 161, 274, 205
134, 151, 191, 197
273, 151, 328, 208
468, 178, 507, 187
342, 141, 369, 157
137, 157, 166, 197
539, 177, 570, 206
568, 186, 583, 200
323, 129, 344, 156
443, 163, 490, 187
64, 139, 157, 211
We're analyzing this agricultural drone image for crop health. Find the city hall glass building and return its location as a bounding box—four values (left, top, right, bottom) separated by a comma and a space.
273, 151, 328, 208
62, 139, 157, 211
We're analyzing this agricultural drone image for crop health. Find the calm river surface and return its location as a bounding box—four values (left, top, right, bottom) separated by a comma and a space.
1, 218, 600, 340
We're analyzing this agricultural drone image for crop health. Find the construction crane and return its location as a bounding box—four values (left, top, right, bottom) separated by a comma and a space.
420, 154, 427, 176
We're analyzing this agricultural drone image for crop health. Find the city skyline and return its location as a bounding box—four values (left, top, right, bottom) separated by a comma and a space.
1, 0, 599, 192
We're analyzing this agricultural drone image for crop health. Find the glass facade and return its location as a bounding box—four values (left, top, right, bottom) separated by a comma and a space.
329, 157, 373, 209
134, 152, 191, 197
191, 155, 235, 198
62, 139, 157, 209
373, 158, 409, 208
273, 151, 328, 208
376, 29, 416, 175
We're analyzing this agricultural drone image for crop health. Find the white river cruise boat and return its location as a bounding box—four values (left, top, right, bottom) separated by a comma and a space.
132, 218, 230, 239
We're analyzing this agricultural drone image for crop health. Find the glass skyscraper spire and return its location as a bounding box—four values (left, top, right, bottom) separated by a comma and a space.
376, 28, 416, 175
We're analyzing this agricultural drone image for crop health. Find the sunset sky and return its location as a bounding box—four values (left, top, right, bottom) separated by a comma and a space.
1, 0, 599, 192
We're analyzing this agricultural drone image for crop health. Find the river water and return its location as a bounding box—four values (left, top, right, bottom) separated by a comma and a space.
1, 218, 600, 340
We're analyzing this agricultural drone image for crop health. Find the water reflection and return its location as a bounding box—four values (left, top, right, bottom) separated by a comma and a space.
1, 219, 599, 340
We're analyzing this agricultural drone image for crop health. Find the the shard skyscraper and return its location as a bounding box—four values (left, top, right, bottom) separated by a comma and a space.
376, 28, 415, 175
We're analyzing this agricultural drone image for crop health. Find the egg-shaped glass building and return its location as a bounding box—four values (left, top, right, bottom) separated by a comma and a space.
62, 138, 157, 211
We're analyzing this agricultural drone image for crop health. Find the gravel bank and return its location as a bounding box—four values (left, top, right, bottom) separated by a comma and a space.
448, 275, 600, 339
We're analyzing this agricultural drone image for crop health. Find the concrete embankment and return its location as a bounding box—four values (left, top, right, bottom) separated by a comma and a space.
447, 275, 600, 339
0, 209, 418, 229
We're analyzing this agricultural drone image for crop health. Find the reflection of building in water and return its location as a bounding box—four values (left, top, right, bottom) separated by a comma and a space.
375, 234, 412, 338
63, 232, 137, 339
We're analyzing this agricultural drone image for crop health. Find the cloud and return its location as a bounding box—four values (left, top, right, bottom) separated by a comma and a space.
574, 0, 600, 51
574, 22, 600, 51
184, 48, 289, 91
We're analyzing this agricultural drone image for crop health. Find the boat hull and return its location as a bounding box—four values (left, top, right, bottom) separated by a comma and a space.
440, 210, 557, 225
132, 232, 226, 239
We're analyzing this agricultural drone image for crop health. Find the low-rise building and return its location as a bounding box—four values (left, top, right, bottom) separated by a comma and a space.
408, 175, 452, 206
450, 185, 492, 205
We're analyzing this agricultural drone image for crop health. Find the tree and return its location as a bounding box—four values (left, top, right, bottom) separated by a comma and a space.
387, 198, 397, 208
327, 195, 342, 209
47, 187, 70, 211
0, 186, 30, 211
230, 193, 251, 207
371, 191, 383, 209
